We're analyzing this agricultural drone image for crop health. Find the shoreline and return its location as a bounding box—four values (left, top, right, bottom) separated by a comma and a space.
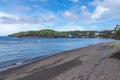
0, 42, 120, 80
0, 44, 91, 72
0, 55, 49, 72
0, 42, 101, 72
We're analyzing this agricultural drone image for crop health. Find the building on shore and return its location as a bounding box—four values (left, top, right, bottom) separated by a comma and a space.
68, 34, 72, 38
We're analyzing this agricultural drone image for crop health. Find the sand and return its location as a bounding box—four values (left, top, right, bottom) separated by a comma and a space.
0, 42, 120, 80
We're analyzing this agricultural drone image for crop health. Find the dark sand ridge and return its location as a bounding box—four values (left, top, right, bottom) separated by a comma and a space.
0, 42, 120, 80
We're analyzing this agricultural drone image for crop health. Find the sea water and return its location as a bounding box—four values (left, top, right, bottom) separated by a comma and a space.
0, 36, 116, 71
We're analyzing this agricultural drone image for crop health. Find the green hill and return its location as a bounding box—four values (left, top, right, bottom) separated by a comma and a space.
8, 29, 114, 38
8, 29, 68, 38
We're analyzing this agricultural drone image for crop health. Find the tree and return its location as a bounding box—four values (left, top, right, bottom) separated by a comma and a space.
115, 25, 120, 39
111, 25, 120, 48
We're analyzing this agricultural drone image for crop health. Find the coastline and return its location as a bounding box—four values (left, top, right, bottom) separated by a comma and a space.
0, 44, 91, 72
0, 55, 49, 71
0, 42, 120, 80
0, 37, 116, 72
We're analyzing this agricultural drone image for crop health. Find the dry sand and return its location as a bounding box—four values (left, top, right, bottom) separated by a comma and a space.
0, 42, 120, 80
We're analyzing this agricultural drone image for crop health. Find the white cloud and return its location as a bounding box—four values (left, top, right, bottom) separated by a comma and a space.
0, 11, 57, 35
91, 6, 110, 20
0, 16, 36, 24
80, 5, 91, 17
0, 7, 58, 35
81, 6, 87, 11
39, 15, 55, 22
0, 24, 24, 35
90, 0, 102, 6
0, 12, 17, 18
90, 0, 120, 22
77, 0, 120, 23
70, 0, 79, 3
0, 12, 20, 24
59, 23, 85, 31
0, 24, 45, 35
0, 11, 56, 24
62, 11, 78, 20
14, 6, 31, 12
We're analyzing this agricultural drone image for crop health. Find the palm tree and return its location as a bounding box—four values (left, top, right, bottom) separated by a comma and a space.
111, 25, 120, 48
115, 25, 120, 39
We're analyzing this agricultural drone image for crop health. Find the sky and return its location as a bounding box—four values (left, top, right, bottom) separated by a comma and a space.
0, 0, 120, 35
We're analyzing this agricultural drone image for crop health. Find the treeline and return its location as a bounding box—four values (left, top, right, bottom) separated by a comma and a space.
8, 25, 120, 39
8, 29, 68, 38
8, 29, 96, 38
8, 29, 113, 38
115, 25, 120, 39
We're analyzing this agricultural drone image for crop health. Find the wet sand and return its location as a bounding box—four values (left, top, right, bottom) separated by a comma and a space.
0, 42, 120, 80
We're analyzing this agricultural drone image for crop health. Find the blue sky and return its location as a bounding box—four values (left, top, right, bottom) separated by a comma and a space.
0, 0, 120, 35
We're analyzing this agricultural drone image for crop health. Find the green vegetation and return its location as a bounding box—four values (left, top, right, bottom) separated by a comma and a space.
115, 25, 120, 39
66, 31, 96, 37
9, 24, 120, 38
110, 25, 120, 48
8, 29, 115, 38
99, 30, 114, 38
8, 29, 69, 38
110, 42, 120, 48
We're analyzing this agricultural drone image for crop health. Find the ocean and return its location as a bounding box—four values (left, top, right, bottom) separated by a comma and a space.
0, 36, 116, 71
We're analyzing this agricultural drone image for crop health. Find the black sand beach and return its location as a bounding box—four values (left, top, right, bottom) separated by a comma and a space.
0, 42, 120, 80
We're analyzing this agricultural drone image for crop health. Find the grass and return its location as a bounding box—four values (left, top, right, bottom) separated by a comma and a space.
110, 42, 120, 48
